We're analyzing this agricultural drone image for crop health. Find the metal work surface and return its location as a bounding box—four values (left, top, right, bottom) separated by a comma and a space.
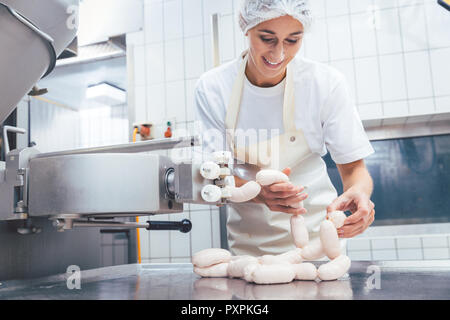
0, 261, 449, 300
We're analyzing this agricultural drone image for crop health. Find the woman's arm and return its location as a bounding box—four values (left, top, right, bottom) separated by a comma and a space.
327, 159, 375, 238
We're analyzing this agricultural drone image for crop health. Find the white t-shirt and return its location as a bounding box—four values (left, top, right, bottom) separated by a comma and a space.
194, 55, 374, 165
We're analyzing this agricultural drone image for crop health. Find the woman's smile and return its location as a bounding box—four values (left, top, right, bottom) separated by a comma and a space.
262, 56, 284, 69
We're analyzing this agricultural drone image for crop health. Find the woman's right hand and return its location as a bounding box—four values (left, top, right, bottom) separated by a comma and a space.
251, 168, 308, 214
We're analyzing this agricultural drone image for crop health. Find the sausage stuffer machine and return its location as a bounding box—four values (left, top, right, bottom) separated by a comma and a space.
0, 0, 236, 235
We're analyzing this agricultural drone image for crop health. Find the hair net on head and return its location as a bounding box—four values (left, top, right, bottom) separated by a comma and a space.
239, 0, 313, 34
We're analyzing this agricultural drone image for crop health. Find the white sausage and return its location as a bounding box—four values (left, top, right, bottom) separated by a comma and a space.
292, 263, 318, 280
317, 255, 351, 281
277, 248, 303, 264
301, 238, 326, 261
251, 264, 296, 284
243, 263, 260, 282
227, 256, 259, 278
328, 211, 347, 228
192, 248, 231, 268
255, 169, 289, 186
229, 181, 261, 203
258, 249, 302, 265
290, 214, 309, 248
319, 220, 341, 260
194, 262, 229, 278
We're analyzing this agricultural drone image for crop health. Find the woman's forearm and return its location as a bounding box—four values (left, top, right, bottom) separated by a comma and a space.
337, 160, 373, 197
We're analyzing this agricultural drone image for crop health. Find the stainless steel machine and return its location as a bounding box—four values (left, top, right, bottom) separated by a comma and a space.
0, 0, 234, 236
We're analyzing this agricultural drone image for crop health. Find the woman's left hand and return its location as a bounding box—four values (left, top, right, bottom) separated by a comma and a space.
327, 187, 375, 238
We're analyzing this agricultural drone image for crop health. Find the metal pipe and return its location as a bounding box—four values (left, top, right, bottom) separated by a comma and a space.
32, 135, 200, 159
72, 221, 149, 229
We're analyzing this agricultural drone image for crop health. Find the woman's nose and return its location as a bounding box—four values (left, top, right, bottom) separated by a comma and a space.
269, 43, 285, 62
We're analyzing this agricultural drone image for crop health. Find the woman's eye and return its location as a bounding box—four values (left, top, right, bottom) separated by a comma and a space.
261, 37, 275, 43
285, 39, 299, 44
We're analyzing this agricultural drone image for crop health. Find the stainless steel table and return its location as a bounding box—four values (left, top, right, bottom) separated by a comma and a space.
0, 261, 449, 300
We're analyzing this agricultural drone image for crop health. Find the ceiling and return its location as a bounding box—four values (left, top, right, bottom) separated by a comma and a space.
37, 55, 127, 110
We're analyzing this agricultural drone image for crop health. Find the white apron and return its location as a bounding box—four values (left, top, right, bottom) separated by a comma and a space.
225, 53, 341, 256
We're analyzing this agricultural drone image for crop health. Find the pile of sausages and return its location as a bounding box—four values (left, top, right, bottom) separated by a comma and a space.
192, 169, 352, 284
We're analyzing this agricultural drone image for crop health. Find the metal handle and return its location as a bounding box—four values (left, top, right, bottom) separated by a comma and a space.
146, 219, 192, 233
2, 125, 27, 155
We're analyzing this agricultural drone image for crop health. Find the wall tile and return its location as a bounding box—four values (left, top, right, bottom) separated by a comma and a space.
430, 48, 450, 96
379, 54, 407, 101
435, 96, 450, 113
422, 236, 449, 248
149, 214, 171, 258
185, 78, 198, 122
371, 238, 396, 249
351, 12, 378, 58
372, 249, 397, 260
347, 239, 371, 250
408, 98, 435, 116
164, 0, 184, 40
145, 0, 164, 44
354, 57, 381, 104
203, 0, 233, 34
147, 83, 166, 124
219, 14, 236, 63
146, 43, 166, 84
134, 85, 147, 121
396, 237, 422, 248
183, 0, 204, 37
190, 210, 213, 253
423, 248, 450, 260
304, 19, 329, 62
375, 8, 403, 55
425, 0, 450, 48
358, 103, 383, 120
327, 16, 353, 60
374, 0, 398, 10
133, 45, 147, 86
325, 0, 349, 17
310, 0, 326, 18
383, 101, 409, 118
349, 0, 374, 14
348, 250, 372, 260
184, 36, 205, 78
169, 212, 191, 257
399, 4, 428, 52
166, 81, 186, 122
397, 248, 423, 260
164, 40, 185, 81
404, 51, 433, 99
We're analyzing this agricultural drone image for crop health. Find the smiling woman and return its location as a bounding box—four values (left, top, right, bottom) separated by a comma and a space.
246, 16, 304, 87
195, 0, 375, 257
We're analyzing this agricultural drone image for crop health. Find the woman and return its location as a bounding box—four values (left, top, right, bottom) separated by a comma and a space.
195, 0, 375, 256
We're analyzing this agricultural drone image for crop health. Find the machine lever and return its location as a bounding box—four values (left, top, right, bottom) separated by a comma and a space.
146, 219, 192, 233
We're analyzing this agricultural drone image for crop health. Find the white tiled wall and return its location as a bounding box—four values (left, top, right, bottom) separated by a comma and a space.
127, 0, 450, 263
347, 223, 450, 261
303, 0, 450, 124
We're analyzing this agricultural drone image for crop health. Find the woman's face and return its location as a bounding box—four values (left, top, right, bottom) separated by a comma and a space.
246, 15, 304, 87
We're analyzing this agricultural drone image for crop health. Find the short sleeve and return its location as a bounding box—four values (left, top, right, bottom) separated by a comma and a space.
321, 75, 374, 164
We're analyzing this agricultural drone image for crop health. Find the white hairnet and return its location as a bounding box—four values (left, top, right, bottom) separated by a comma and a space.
239, 0, 313, 34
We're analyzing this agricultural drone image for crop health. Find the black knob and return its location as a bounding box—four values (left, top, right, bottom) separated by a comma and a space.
180, 219, 192, 233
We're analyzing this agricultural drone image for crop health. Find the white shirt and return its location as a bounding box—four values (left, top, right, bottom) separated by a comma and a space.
194, 55, 374, 165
